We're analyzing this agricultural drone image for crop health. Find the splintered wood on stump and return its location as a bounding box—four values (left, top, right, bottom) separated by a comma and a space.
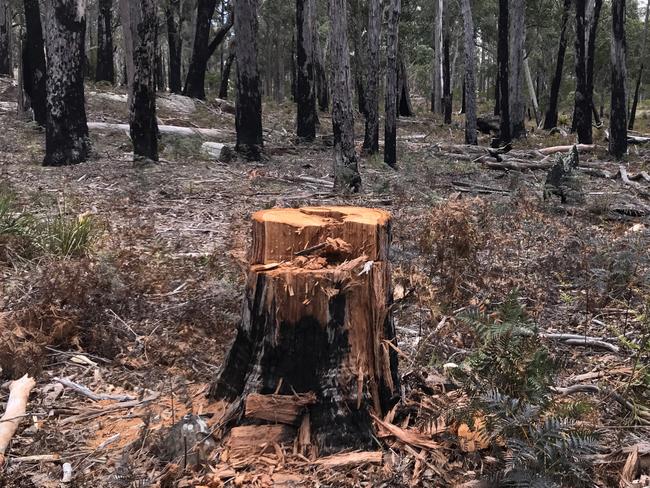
211, 206, 400, 455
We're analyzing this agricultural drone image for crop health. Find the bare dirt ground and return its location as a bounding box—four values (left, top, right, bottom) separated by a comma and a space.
0, 76, 649, 487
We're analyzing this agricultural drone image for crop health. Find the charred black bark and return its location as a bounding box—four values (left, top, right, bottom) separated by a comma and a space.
628, 0, 649, 130
166, 0, 182, 93
609, 0, 627, 159
543, 0, 571, 129
384, 0, 400, 168
234, 0, 263, 159
43, 0, 90, 166
574, 0, 592, 144
397, 50, 414, 117
296, 0, 317, 140
0, 0, 10, 75
96, 0, 114, 83
23, 0, 47, 126
219, 43, 234, 99
314, 31, 329, 111
497, 0, 511, 143
362, 0, 380, 153
442, 35, 452, 124
183, 0, 232, 100
461, 0, 477, 144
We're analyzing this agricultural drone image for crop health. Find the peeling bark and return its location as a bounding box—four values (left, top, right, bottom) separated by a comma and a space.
609, 0, 627, 159
23, 0, 47, 126
43, 0, 90, 166
362, 0, 380, 153
296, 0, 317, 140
329, 0, 360, 191
95, 0, 114, 83
234, 0, 263, 159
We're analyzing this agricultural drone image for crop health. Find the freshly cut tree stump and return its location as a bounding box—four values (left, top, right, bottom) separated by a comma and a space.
211, 206, 400, 455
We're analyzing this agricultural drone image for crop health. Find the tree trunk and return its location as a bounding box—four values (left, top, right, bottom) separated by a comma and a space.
508, 0, 525, 138
397, 50, 414, 117
609, 0, 627, 159
362, 0, 380, 153
296, 0, 317, 140
234, 0, 263, 159
497, 0, 511, 143
23, 0, 47, 126
494, 70, 500, 116
43, 0, 90, 166
120, 0, 158, 162
574, 0, 592, 143
442, 34, 452, 124
166, 0, 182, 93
219, 42, 234, 99
524, 55, 540, 127
314, 31, 329, 111
95, 0, 114, 83
384, 0, 400, 168
183, 0, 232, 100
543, 0, 571, 130
431, 0, 443, 113
0, 0, 11, 76
585, 0, 603, 127
329, 0, 361, 191
628, 0, 649, 130
461, 0, 477, 145
210, 206, 400, 455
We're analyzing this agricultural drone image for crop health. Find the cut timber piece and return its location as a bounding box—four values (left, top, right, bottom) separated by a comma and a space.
313, 451, 383, 468
227, 425, 295, 453
245, 393, 317, 425
211, 206, 400, 455
251, 206, 390, 264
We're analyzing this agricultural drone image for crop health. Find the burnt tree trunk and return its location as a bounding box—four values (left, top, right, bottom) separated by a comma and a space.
95, 0, 114, 83
574, 0, 592, 143
543, 0, 571, 130
509, 0, 525, 138
329, 0, 360, 191
210, 206, 400, 455
0, 0, 10, 76
314, 30, 329, 111
234, 0, 263, 159
461, 0, 477, 144
296, 0, 317, 140
23, 0, 47, 126
628, 0, 649, 130
384, 0, 400, 168
183, 0, 232, 100
397, 50, 414, 117
609, 0, 627, 159
166, 0, 182, 93
442, 34, 452, 124
431, 0, 443, 113
362, 0, 380, 153
497, 0, 511, 143
121, 0, 158, 162
219, 41, 234, 99
43, 0, 90, 166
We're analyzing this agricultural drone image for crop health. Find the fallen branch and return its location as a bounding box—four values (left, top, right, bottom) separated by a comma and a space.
87, 122, 228, 139
0, 375, 36, 466
6, 454, 60, 463
538, 333, 620, 353
54, 377, 135, 403
537, 144, 596, 155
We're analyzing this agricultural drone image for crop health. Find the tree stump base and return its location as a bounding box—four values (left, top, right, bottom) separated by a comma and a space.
211, 206, 399, 455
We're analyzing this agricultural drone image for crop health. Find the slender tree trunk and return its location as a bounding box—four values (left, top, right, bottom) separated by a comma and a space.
296, 0, 317, 140
384, 0, 400, 168
181, 0, 196, 78
314, 31, 329, 111
628, 0, 649, 130
524, 56, 540, 126
609, 0, 627, 158
43, 0, 90, 166
166, 0, 182, 93
431, 0, 443, 113
442, 34, 452, 124
509, 0, 525, 138
574, 0, 592, 143
585, 0, 602, 127
461, 0, 476, 144
219, 41, 234, 99
363, 0, 380, 153
543, 0, 571, 129
494, 70, 500, 116
497, 0, 511, 143
329, 0, 361, 191
0, 0, 11, 76
234, 0, 263, 159
398, 50, 414, 117
95, 0, 114, 83
120, 0, 158, 162
23, 0, 47, 126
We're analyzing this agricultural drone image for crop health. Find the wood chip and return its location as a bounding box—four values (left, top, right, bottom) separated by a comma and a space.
313, 450, 383, 468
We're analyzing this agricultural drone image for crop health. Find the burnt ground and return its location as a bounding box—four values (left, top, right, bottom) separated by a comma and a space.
0, 75, 649, 487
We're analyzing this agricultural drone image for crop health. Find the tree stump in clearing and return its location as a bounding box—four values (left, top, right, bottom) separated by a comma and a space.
211, 206, 400, 455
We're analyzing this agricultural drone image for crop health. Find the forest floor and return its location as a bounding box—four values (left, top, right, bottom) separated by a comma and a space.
0, 75, 649, 487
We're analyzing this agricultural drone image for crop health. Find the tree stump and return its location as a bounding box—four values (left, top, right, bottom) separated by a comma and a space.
211, 206, 400, 455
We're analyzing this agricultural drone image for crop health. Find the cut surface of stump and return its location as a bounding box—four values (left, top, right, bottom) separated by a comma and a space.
211, 206, 399, 455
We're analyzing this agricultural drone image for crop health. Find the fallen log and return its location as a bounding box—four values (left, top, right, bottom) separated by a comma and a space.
0, 375, 36, 466
87, 122, 228, 139
537, 144, 596, 155
210, 207, 400, 455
